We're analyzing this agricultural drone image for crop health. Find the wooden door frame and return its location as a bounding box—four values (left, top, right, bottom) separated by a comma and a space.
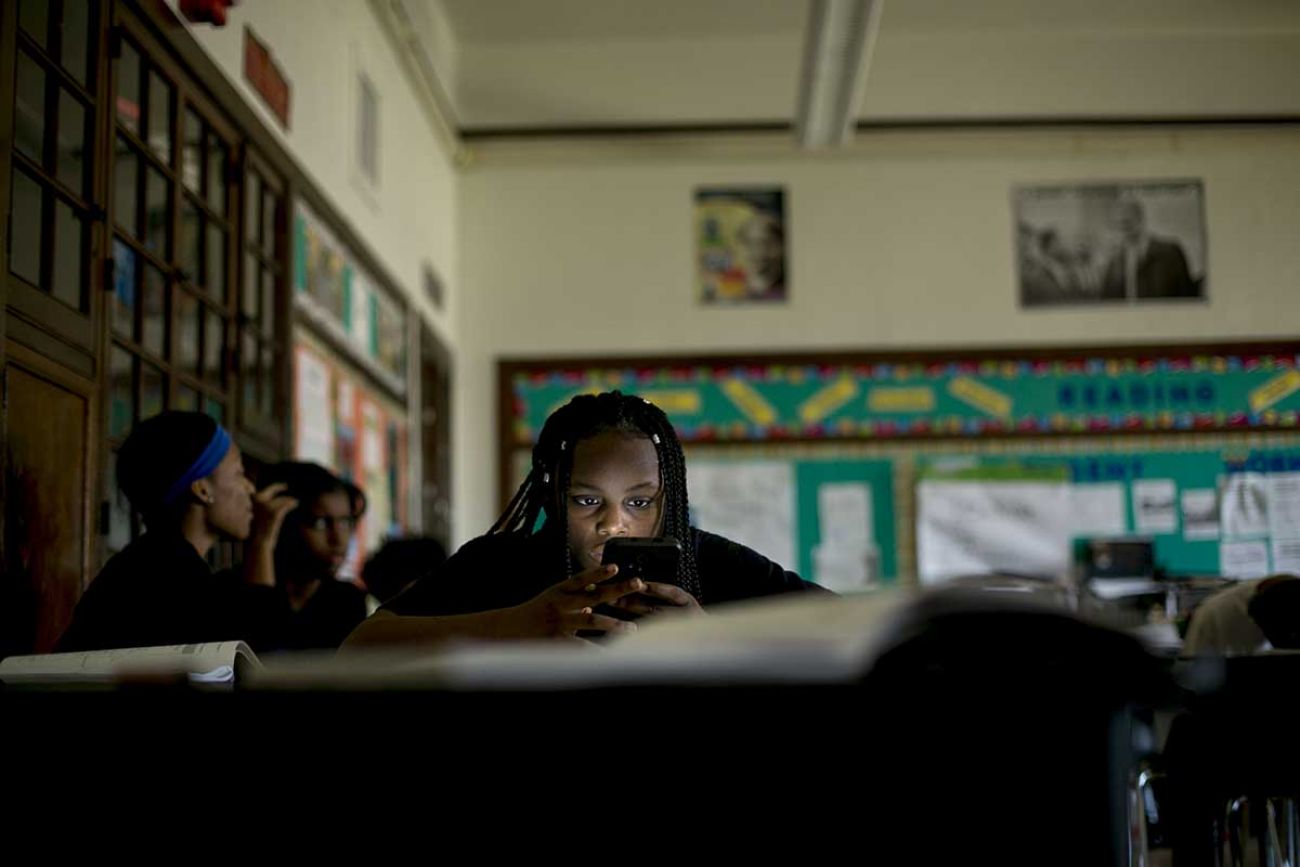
4, 338, 98, 591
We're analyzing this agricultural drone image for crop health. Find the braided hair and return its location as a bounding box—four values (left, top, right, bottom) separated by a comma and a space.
490, 390, 701, 600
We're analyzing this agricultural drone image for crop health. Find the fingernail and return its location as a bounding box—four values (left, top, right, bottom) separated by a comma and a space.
606, 565, 618, 574
626, 622, 638, 632
581, 607, 593, 615
584, 584, 597, 593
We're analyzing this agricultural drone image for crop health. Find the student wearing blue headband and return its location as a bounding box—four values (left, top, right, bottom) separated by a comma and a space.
59, 412, 298, 652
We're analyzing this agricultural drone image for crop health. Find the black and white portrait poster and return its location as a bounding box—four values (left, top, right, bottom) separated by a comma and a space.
1013, 180, 1207, 307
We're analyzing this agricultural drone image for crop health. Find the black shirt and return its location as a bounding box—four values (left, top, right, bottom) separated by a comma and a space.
385, 526, 824, 617
277, 579, 368, 651
58, 531, 288, 653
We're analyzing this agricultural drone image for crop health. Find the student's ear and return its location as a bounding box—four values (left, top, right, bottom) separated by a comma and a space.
190, 479, 215, 506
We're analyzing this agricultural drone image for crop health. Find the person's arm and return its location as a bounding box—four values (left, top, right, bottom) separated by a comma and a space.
241, 483, 298, 588
340, 566, 646, 651
340, 607, 519, 649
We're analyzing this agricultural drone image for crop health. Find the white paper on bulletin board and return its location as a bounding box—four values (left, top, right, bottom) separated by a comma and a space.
349, 270, 374, 358
688, 460, 795, 571
359, 399, 390, 553
916, 480, 1074, 584
293, 345, 334, 466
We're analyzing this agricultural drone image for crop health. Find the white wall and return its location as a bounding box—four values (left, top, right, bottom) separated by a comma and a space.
456, 127, 1300, 538
165, 0, 460, 348
162, 1, 1300, 548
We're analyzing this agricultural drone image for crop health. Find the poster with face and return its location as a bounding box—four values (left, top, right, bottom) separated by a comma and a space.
1013, 180, 1207, 307
696, 187, 787, 304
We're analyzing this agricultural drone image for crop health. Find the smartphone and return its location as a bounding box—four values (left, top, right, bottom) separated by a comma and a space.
600, 536, 682, 588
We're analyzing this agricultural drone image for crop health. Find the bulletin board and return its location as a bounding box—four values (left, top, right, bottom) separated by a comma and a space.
293, 335, 410, 579
914, 446, 1300, 582
498, 342, 1300, 587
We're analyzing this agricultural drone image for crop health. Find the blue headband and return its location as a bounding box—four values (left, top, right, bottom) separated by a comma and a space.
162, 425, 233, 506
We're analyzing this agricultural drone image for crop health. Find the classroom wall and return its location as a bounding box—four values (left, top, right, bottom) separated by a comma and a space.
455, 127, 1300, 539
163, 0, 460, 349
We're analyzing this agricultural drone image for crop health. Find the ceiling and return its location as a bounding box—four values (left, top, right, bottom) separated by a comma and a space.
434, 0, 1300, 132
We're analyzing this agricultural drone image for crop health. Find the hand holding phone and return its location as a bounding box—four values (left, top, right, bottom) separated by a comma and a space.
600, 536, 682, 586
600, 537, 703, 618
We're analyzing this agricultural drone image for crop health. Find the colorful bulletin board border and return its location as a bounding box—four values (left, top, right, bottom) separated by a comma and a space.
498, 342, 1300, 510
503, 343, 1300, 445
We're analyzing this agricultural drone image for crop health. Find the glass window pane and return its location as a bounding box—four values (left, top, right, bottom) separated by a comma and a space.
242, 251, 258, 318
245, 172, 261, 243
182, 107, 202, 192
260, 268, 275, 338
147, 69, 173, 161
52, 199, 86, 310
260, 347, 276, 418
140, 362, 164, 420
15, 50, 46, 163
261, 192, 276, 253
176, 385, 199, 412
206, 224, 225, 300
57, 88, 88, 195
116, 40, 141, 134
111, 237, 135, 336
61, 0, 93, 87
242, 331, 258, 415
204, 397, 224, 424
144, 167, 168, 256
9, 168, 43, 286
113, 136, 138, 236
206, 134, 226, 214
109, 346, 135, 438
141, 264, 167, 357
19, 0, 49, 50
175, 290, 200, 374
203, 308, 225, 384
179, 201, 200, 283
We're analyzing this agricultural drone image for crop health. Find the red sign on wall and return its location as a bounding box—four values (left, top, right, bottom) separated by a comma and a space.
244, 26, 291, 130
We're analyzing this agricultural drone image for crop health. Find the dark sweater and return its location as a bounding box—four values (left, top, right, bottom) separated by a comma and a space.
58, 531, 288, 653
385, 526, 823, 617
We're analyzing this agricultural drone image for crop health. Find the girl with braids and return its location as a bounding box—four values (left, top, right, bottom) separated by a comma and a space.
344, 391, 820, 648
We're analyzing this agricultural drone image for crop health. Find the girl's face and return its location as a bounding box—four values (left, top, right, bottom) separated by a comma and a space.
201, 444, 256, 541
564, 431, 664, 573
296, 490, 357, 579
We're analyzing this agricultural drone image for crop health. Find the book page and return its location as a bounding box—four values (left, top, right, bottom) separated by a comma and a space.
251, 591, 912, 692
0, 641, 258, 685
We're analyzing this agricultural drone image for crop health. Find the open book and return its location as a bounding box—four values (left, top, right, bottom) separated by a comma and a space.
0, 641, 260, 688
250, 589, 914, 691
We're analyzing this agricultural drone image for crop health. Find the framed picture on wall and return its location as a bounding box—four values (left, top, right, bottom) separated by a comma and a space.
1013, 179, 1207, 307
696, 186, 787, 304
